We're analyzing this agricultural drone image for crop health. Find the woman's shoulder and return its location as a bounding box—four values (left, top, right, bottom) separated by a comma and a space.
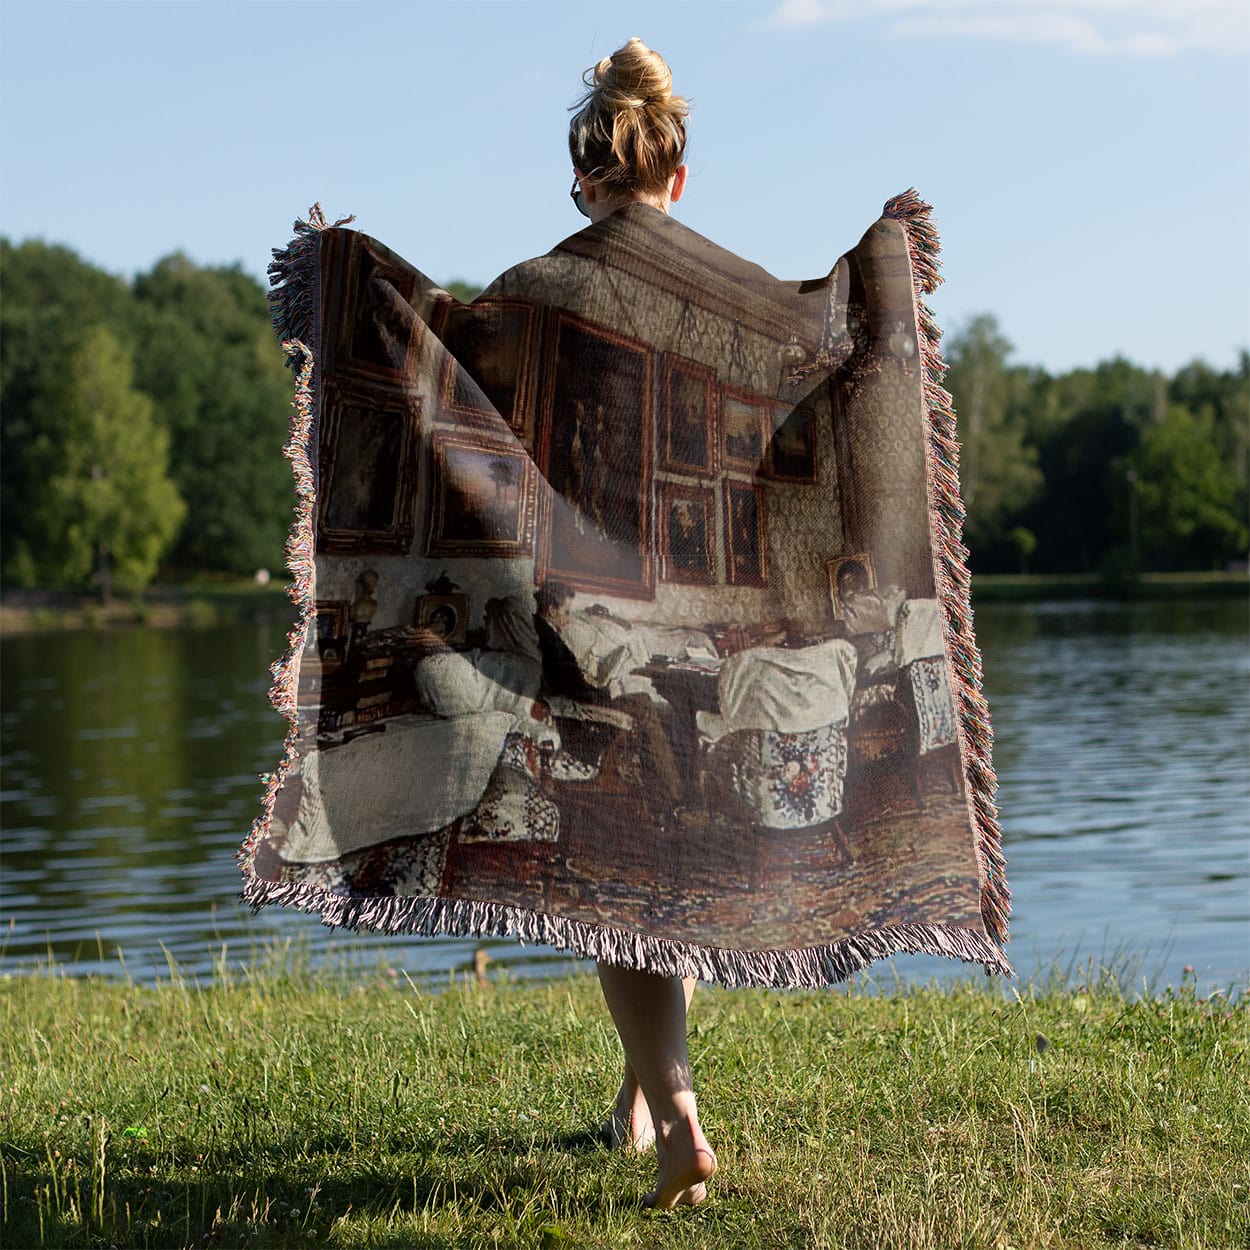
563, 205, 787, 290
478, 247, 589, 302
483, 204, 816, 323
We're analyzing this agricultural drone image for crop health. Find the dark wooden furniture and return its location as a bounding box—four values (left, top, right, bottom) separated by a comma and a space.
633, 659, 721, 804
301, 626, 462, 738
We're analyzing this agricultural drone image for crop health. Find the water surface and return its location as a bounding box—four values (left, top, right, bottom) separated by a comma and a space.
2, 598, 1246, 993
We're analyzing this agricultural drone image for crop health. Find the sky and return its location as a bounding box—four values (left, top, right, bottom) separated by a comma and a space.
1, 0, 1247, 375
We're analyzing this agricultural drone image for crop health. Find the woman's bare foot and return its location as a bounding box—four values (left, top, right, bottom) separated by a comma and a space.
644, 1117, 717, 1209
601, 1078, 655, 1151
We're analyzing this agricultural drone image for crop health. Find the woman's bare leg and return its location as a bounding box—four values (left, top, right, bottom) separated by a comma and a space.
596, 964, 716, 1207
602, 977, 696, 1152
602, 1057, 655, 1151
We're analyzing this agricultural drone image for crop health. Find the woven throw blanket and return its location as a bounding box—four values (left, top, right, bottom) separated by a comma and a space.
239, 192, 1011, 987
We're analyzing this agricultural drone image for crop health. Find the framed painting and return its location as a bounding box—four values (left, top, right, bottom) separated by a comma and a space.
827, 552, 877, 620
335, 241, 421, 383
720, 385, 768, 473
415, 592, 470, 645
659, 482, 715, 585
723, 479, 768, 587
536, 310, 654, 599
317, 384, 420, 555
427, 431, 538, 558
660, 355, 717, 477
763, 398, 818, 484
313, 600, 350, 662
434, 297, 540, 441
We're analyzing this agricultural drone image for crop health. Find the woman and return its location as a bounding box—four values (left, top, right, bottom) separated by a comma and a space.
247, 31, 1009, 1222
566, 37, 716, 1210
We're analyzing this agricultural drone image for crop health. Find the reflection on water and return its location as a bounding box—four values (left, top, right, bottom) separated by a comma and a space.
2, 597, 1246, 991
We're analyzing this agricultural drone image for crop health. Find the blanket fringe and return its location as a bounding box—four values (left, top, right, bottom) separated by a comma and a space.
883, 188, 1011, 949
240, 872, 1013, 988
267, 203, 354, 360
237, 205, 345, 878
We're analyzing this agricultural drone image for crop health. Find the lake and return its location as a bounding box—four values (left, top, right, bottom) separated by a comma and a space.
2, 597, 1246, 994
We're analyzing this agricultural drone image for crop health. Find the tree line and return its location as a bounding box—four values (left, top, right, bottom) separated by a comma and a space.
2, 239, 295, 595
1, 239, 1245, 594
945, 315, 1247, 575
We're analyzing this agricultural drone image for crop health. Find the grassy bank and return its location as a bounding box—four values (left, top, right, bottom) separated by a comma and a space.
2, 966, 1245, 1249
0, 582, 295, 634
969, 570, 1247, 602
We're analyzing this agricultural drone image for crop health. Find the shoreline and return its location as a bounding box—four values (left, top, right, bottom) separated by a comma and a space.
1, 571, 1244, 635
967, 569, 1248, 602
2, 949, 1245, 1001
0, 582, 296, 634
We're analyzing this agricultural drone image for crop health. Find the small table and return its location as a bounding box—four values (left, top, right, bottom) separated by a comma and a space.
634, 660, 721, 804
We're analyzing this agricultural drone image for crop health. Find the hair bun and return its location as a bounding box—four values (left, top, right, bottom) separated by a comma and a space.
595, 36, 673, 109
569, 38, 689, 195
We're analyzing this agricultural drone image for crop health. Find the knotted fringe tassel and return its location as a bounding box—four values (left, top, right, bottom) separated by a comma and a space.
883, 188, 1012, 951
238, 205, 347, 879
266, 203, 355, 357
239, 873, 1013, 988
240, 200, 1014, 988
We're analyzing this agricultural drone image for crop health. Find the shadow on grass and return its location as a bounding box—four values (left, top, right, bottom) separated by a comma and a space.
5, 1127, 637, 1250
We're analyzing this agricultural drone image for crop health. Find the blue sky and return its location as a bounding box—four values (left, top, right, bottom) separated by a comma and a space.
2, 0, 1246, 374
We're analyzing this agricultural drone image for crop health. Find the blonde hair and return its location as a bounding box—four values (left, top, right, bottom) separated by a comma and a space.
568, 38, 688, 197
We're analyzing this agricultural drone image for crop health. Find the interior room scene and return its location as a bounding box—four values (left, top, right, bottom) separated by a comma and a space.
253, 233, 982, 952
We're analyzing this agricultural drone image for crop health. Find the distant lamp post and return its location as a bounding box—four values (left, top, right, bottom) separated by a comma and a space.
1125, 468, 1141, 569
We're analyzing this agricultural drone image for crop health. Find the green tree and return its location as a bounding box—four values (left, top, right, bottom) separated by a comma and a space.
943, 315, 1043, 566
1022, 357, 1162, 573
131, 256, 293, 574
1129, 405, 1247, 570
26, 327, 185, 596
1, 239, 139, 580
1007, 526, 1037, 574
443, 279, 483, 303
1169, 353, 1250, 539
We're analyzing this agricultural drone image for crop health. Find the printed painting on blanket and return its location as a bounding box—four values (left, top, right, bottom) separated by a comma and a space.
243, 198, 1007, 981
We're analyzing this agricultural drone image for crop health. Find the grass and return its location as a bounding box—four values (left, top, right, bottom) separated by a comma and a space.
1, 961, 1246, 1249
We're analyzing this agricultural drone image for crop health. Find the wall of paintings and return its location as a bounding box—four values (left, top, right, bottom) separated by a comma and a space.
306, 231, 929, 644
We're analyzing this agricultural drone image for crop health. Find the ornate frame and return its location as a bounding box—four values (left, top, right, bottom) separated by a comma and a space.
427, 430, 538, 558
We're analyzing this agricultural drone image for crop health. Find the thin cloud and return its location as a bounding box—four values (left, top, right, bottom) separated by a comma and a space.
766, 0, 1249, 57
